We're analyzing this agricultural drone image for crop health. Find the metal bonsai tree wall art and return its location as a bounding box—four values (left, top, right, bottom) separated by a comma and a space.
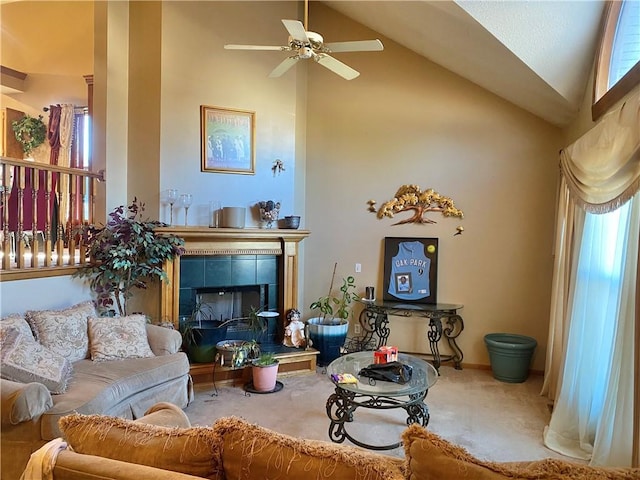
370, 184, 464, 226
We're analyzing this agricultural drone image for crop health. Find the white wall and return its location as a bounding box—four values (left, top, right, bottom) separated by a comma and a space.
156, 2, 302, 228
0, 275, 91, 316
303, 4, 562, 370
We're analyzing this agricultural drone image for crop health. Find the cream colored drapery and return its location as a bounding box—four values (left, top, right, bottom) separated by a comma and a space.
543, 87, 640, 400
542, 86, 639, 466
57, 104, 74, 227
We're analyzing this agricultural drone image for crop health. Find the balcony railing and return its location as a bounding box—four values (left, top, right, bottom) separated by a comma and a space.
0, 156, 104, 280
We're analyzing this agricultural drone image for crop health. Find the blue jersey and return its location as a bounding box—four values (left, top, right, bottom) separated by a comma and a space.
387, 241, 431, 300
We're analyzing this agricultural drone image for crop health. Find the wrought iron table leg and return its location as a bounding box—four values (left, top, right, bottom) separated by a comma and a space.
359, 308, 391, 349
326, 388, 355, 444
443, 314, 464, 369
427, 318, 443, 373
374, 312, 390, 348
404, 391, 429, 426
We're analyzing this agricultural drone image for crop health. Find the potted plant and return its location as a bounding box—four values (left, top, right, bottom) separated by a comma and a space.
307, 263, 358, 366
180, 302, 234, 364
251, 351, 279, 392
248, 306, 280, 343
216, 339, 261, 368
74, 198, 185, 317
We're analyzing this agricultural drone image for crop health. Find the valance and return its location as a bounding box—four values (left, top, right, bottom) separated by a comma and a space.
560, 88, 640, 213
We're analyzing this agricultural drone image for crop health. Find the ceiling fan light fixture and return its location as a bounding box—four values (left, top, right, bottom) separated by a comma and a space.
298, 46, 313, 59
224, 13, 383, 80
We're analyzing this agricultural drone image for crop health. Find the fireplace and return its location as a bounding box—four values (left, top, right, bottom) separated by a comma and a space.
157, 227, 309, 336
179, 253, 279, 343
156, 227, 316, 382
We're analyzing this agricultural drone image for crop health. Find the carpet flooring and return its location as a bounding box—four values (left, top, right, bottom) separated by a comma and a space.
184, 363, 573, 463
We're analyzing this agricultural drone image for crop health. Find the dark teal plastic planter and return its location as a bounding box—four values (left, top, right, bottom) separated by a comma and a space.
484, 333, 537, 383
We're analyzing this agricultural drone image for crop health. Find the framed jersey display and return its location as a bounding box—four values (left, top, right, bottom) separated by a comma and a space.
383, 237, 438, 304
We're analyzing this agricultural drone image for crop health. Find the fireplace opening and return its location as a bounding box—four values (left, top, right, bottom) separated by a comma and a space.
184, 284, 278, 344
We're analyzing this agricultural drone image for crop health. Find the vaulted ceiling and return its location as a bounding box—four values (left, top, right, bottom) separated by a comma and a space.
1, 1, 606, 128
323, 1, 606, 127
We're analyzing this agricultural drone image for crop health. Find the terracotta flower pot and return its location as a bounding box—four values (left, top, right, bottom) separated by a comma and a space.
251, 362, 279, 392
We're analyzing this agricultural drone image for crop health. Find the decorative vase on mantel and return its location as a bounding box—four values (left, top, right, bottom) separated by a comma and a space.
258, 200, 280, 228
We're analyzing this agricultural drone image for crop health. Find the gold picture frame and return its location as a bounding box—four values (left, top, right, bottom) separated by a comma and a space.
200, 105, 255, 174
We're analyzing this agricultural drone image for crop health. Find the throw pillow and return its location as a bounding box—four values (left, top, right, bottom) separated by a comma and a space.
1, 314, 35, 340
0, 328, 72, 394
402, 424, 640, 480
59, 413, 223, 480
87, 314, 155, 361
26, 301, 96, 362
214, 416, 405, 480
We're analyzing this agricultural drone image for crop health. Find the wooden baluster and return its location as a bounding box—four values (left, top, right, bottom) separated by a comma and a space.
55, 173, 65, 266
89, 176, 96, 226
43, 171, 52, 267
15, 166, 25, 269
78, 175, 87, 264
30, 168, 40, 268
68, 173, 77, 266
1, 164, 11, 270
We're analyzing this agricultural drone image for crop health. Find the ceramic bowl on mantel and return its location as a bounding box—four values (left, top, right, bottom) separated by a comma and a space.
283, 216, 300, 229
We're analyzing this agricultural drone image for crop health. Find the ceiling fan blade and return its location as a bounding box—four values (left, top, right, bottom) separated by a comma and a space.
224, 44, 287, 51
269, 56, 300, 78
281, 19, 309, 43
324, 39, 384, 53
315, 54, 360, 80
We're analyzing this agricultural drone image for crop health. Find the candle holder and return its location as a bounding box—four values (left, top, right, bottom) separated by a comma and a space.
167, 189, 178, 225
180, 194, 193, 226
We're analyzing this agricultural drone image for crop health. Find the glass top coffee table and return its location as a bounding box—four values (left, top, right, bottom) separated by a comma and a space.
326, 351, 438, 450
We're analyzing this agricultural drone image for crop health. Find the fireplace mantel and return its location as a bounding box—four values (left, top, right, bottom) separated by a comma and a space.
156, 227, 310, 327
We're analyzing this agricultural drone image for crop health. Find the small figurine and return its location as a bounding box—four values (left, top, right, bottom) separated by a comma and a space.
283, 309, 306, 348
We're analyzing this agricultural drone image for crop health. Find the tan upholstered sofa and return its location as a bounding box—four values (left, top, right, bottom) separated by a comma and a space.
22, 402, 640, 480
0, 303, 193, 480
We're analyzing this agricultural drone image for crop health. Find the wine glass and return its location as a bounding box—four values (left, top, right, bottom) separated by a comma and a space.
180, 193, 193, 226
167, 189, 178, 225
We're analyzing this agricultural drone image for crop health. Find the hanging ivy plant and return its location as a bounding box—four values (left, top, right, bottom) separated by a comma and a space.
12, 114, 47, 156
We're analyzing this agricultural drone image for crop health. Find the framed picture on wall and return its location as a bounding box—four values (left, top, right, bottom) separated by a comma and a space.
383, 237, 438, 304
200, 105, 255, 174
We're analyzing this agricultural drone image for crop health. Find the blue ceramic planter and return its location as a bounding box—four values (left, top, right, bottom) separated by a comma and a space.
307, 317, 349, 366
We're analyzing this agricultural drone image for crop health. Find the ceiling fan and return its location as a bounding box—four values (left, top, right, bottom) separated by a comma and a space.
224, 2, 384, 80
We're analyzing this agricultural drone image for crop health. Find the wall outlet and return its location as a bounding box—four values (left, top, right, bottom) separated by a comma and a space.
354, 324, 361, 335
355, 263, 362, 273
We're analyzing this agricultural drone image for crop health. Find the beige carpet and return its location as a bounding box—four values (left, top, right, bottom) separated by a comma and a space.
184, 364, 572, 463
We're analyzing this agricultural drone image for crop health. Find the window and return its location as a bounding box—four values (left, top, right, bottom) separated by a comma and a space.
592, 0, 640, 120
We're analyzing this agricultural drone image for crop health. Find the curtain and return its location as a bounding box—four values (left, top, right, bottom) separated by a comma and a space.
542, 87, 640, 466
57, 105, 74, 232
47, 105, 61, 166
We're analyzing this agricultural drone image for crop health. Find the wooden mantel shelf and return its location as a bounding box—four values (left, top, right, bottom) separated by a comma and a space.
157, 227, 310, 328
155, 227, 309, 255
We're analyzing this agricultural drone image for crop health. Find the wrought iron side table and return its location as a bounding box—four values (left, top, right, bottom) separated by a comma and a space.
326, 351, 438, 450
356, 300, 464, 373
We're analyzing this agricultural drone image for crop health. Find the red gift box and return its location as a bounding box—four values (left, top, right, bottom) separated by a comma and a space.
374, 346, 398, 364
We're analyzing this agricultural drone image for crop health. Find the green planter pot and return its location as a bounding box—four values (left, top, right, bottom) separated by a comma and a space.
484, 333, 537, 383
184, 321, 228, 363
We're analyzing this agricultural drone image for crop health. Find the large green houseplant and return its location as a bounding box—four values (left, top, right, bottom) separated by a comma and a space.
308, 264, 358, 366
74, 199, 185, 316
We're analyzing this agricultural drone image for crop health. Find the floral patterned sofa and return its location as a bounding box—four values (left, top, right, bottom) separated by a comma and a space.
0, 301, 193, 480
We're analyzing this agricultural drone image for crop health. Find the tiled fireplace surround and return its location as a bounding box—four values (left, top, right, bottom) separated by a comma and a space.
155, 227, 314, 382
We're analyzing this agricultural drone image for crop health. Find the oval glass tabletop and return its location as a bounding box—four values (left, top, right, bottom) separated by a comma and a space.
327, 351, 438, 396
